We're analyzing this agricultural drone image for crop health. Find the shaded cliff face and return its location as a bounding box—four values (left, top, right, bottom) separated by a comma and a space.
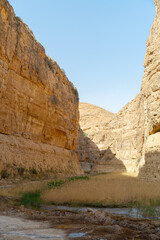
106, 94, 145, 173
79, 103, 114, 151
78, 1, 160, 179
0, 0, 83, 177
78, 103, 116, 172
141, 0, 160, 136
138, 0, 160, 180
78, 98, 145, 174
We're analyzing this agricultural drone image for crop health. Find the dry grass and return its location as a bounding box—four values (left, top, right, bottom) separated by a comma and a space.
42, 173, 160, 206
1, 173, 160, 208
0, 181, 47, 199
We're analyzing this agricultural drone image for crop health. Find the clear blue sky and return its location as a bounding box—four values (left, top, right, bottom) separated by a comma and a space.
9, 0, 155, 113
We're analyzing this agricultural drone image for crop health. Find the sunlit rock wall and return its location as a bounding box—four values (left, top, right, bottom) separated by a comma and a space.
139, 0, 160, 180
79, 1, 160, 180
0, 0, 83, 177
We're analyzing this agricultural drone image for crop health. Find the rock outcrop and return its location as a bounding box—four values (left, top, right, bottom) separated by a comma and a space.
138, 0, 160, 180
0, 0, 83, 178
78, 0, 160, 180
78, 103, 117, 172
104, 94, 145, 173
78, 99, 144, 173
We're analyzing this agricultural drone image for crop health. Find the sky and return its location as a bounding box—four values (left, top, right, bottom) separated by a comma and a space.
9, 0, 155, 113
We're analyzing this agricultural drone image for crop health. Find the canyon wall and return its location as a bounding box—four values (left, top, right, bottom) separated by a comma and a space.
0, 0, 83, 178
78, 103, 115, 172
78, 96, 145, 174
78, 0, 160, 180
138, 0, 160, 180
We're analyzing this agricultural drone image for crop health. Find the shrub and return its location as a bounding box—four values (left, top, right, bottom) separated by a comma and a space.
1, 170, 9, 179
48, 175, 90, 189
17, 167, 25, 176
83, 132, 87, 137
46, 56, 54, 72
48, 179, 66, 188
30, 168, 38, 175
20, 191, 42, 208
50, 95, 59, 105
61, 68, 66, 74
72, 86, 79, 100
68, 175, 90, 181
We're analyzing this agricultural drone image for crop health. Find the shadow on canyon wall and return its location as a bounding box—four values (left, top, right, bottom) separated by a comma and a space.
139, 151, 160, 180
78, 128, 126, 173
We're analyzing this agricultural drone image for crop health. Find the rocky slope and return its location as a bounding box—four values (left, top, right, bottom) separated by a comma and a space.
0, 0, 83, 178
78, 0, 160, 179
78, 99, 144, 173
103, 94, 145, 174
78, 103, 116, 172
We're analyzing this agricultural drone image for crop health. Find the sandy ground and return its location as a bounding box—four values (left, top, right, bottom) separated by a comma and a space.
0, 216, 66, 240
0, 204, 160, 240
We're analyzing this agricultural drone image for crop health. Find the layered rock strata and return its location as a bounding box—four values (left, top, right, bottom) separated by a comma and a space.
78, 103, 117, 172
138, 0, 160, 179
78, 1, 160, 179
0, 0, 83, 177
78, 98, 145, 173
103, 94, 145, 174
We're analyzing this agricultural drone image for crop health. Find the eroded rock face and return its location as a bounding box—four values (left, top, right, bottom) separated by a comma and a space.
78, 98, 145, 174
78, 1, 160, 179
106, 94, 145, 173
78, 103, 117, 172
138, 0, 160, 180
0, 0, 83, 177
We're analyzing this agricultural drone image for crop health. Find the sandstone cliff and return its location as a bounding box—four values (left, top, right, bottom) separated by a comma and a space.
138, 0, 160, 180
78, 103, 116, 172
78, 99, 145, 173
0, 0, 83, 178
78, 1, 160, 180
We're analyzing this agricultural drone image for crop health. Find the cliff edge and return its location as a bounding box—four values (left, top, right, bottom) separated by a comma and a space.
78, 1, 160, 180
0, 0, 83, 178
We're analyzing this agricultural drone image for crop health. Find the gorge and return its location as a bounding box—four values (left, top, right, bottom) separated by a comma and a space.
0, 0, 160, 181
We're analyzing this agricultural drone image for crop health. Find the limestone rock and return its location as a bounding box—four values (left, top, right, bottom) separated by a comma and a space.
106, 93, 145, 173
78, 96, 145, 173
139, 133, 160, 179
78, 103, 115, 171
78, 1, 160, 179
0, 0, 83, 177
138, 0, 160, 180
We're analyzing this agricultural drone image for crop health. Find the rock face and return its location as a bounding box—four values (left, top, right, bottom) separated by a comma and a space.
0, 0, 83, 177
78, 99, 144, 174
78, 1, 160, 180
78, 103, 118, 172
138, 0, 160, 180
105, 94, 145, 173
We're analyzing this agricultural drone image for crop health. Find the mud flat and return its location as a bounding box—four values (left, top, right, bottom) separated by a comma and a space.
0, 204, 160, 240
0, 216, 65, 240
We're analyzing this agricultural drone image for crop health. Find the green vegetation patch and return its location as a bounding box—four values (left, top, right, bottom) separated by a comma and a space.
129, 198, 160, 219
48, 175, 90, 189
92, 172, 108, 177
30, 168, 38, 175
68, 175, 90, 181
72, 86, 79, 100
1, 170, 9, 179
48, 179, 66, 188
19, 191, 43, 208
17, 167, 25, 176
